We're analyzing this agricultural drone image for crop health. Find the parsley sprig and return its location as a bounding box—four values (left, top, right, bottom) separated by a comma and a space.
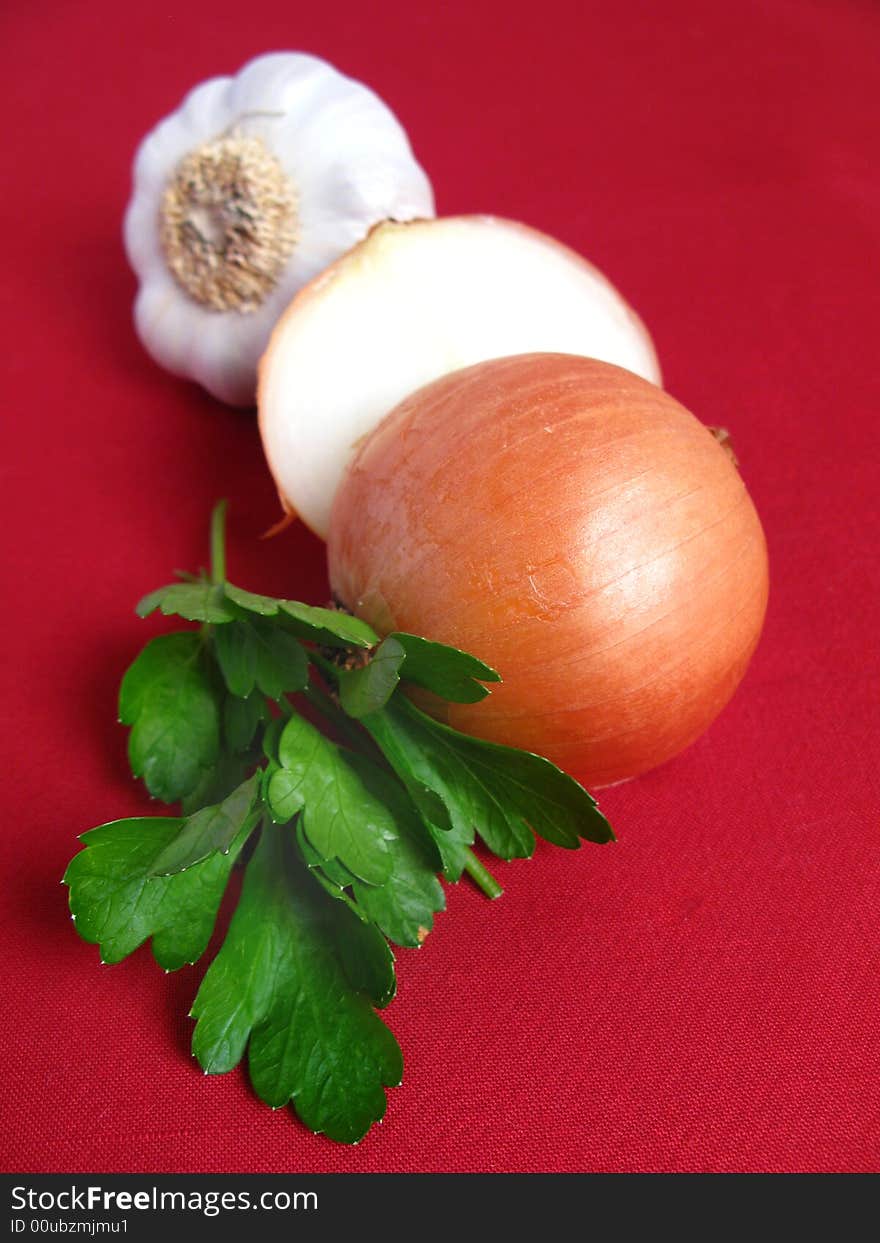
64, 502, 613, 1143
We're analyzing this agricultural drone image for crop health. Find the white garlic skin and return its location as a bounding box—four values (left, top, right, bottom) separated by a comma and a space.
123, 51, 435, 406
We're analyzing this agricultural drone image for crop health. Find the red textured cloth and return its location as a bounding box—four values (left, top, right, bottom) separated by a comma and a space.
2, 0, 878, 1174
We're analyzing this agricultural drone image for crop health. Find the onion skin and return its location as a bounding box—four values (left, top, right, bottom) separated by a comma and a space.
328, 354, 769, 787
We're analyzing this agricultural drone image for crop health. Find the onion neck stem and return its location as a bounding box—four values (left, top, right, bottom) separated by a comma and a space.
210, 499, 228, 586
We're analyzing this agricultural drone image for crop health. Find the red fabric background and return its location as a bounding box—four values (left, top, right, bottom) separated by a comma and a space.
2, 0, 878, 1174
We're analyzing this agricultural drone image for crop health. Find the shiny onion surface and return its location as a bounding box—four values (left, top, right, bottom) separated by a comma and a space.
328, 354, 768, 787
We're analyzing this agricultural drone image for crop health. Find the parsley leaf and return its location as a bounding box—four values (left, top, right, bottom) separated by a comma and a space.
279, 600, 379, 649
338, 635, 407, 718
63, 816, 252, 970
190, 825, 402, 1145
136, 582, 237, 624
330, 897, 397, 1009
295, 819, 361, 895
357, 704, 473, 880
280, 819, 398, 1007
150, 774, 261, 875
214, 617, 308, 701
266, 713, 394, 886
211, 621, 256, 696
294, 755, 445, 948
223, 582, 379, 649
222, 692, 267, 753
219, 582, 281, 616
347, 758, 445, 947
179, 746, 259, 817
391, 632, 501, 703
362, 695, 614, 874
338, 633, 502, 719
118, 633, 221, 803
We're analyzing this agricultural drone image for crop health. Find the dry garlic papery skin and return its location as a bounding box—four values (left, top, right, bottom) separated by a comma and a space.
124, 52, 435, 406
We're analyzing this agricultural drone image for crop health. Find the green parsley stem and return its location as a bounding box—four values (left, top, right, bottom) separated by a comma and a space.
301, 681, 363, 750
299, 679, 391, 778
462, 849, 503, 900
303, 654, 383, 755
209, 499, 228, 586
307, 649, 341, 687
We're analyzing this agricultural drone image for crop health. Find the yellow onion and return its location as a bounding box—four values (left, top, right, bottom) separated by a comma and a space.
327, 353, 768, 787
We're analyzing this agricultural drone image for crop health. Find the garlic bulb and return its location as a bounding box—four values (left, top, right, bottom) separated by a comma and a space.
123, 52, 435, 406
